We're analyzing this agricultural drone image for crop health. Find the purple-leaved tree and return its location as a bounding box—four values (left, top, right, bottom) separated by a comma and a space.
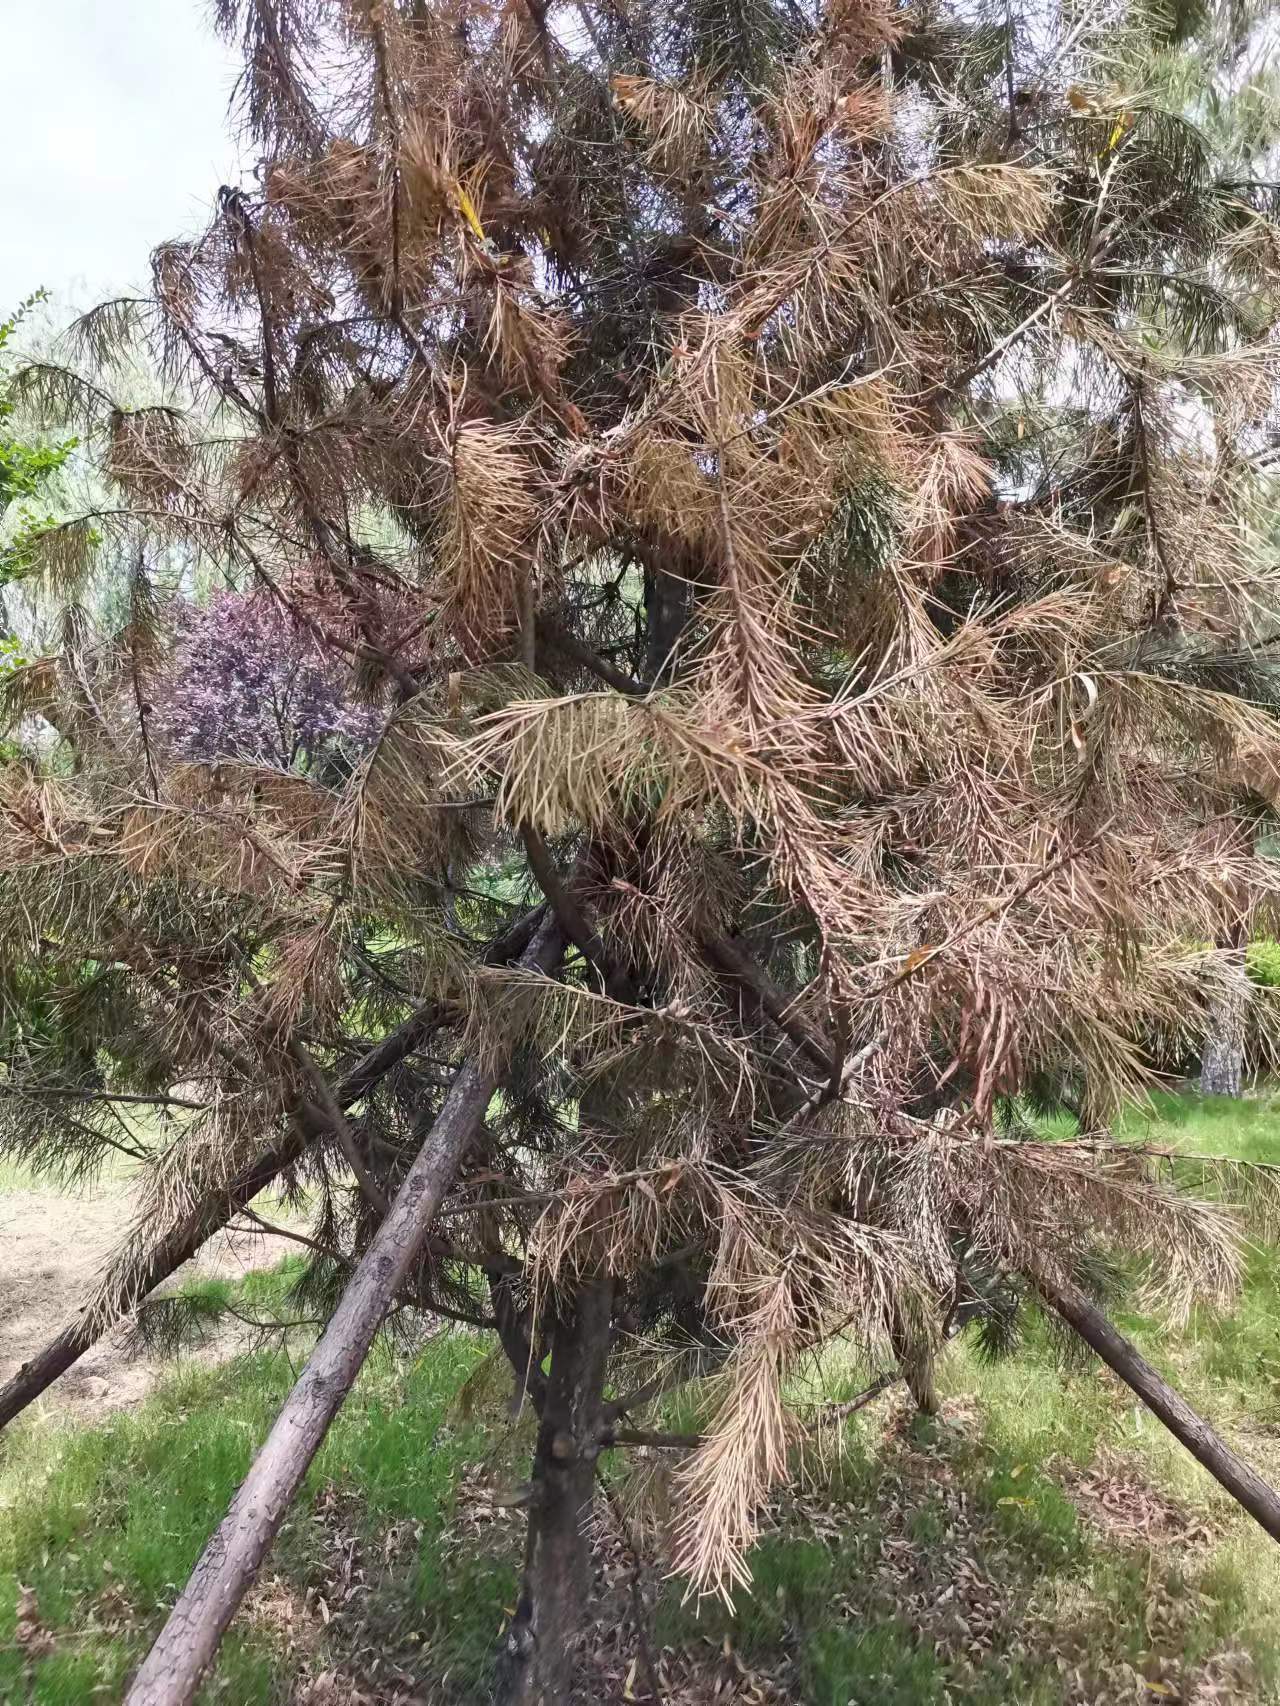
158, 580, 381, 773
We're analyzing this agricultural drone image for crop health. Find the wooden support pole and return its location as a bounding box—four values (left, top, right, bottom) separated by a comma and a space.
1035, 1267, 1280, 1545
0, 906, 547, 1433
124, 918, 563, 1706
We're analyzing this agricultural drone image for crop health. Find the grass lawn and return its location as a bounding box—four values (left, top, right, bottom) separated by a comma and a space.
3, 1089, 1280, 1702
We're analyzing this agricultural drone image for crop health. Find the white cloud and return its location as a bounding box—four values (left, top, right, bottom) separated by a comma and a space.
2, 1, 246, 312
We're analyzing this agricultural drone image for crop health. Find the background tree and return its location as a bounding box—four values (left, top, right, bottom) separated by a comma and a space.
0, 291, 76, 680
157, 576, 382, 771
1138, 0, 1280, 1096
5, 0, 1280, 1700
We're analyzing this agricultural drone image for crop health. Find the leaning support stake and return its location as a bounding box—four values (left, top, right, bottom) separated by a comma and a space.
0, 1014, 416, 1432
1034, 1267, 1280, 1544
0, 904, 548, 1435
0, 1125, 311, 1431
124, 919, 562, 1706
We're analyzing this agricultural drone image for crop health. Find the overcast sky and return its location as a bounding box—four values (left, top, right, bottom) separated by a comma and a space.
2, 3, 246, 314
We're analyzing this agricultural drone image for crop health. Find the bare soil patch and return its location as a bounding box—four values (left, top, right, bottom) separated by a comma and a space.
0, 1178, 290, 1419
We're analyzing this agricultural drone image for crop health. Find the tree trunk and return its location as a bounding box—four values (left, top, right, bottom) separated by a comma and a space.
123, 918, 563, 1706
1035, 1267, 1280, 1544
1200, 934, 1247, 1097
494, 1277, 615, 1706
892, 1323, 939, 1417
642, 560, 692, 685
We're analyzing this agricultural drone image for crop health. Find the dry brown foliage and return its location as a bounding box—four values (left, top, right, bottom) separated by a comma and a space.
5, 0, 1280, 1622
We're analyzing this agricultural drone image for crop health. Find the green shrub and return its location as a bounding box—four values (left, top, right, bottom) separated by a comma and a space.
1248, 938, 1280, 988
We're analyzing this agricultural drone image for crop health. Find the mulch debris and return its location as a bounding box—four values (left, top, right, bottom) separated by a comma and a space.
1059, 1450, 1215, 1549
28, 1392, 1247, 1703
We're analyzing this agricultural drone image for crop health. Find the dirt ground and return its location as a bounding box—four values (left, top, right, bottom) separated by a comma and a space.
0, 1179, 290, 1419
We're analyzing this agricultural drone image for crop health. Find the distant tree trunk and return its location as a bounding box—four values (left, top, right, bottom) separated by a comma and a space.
1200, 929, 1247, 1098
494, 1277, 614, 1705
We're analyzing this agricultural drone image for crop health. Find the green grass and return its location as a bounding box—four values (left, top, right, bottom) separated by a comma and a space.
1118, 1083, 1280, 1162
647, 1088, 1280, 1703
0, 1157, 38, 1191
5, 1088, 1280, 1701
0, 1153, 135, 1193
0, 1332, 501, 1702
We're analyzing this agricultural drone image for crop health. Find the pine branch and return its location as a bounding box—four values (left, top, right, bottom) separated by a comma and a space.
289, 1039, 391, 1217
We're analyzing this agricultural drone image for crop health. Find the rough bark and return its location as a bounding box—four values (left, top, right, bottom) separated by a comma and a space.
0, 905, 547, 1434
1200, 939, 1247, 1097
1036, 1267, 1280, 1544
642, 560, 692, 686
494, 1277, 615, 1705
123, 915, 564, 1706
490, 1272, 550, 1418
699, 932, 835, 1078
891, 1321, 939, 1417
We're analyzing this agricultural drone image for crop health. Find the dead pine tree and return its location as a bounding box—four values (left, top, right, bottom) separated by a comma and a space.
8, 0, 1280, 1699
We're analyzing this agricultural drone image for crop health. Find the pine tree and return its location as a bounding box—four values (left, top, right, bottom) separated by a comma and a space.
1138, 0, 1280, 1096
6, 0, 1280, 1698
